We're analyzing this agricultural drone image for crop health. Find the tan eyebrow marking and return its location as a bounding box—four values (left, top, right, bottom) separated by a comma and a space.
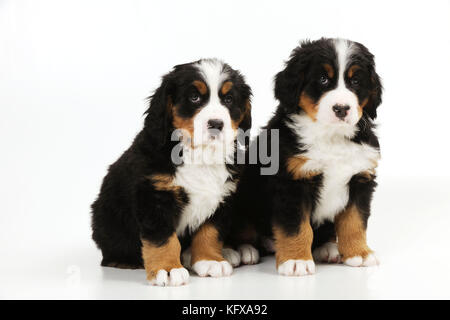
348, 65, 361, 78
221, 81, 233, 95
323, 63, 334, 78
193, 80, 207, 95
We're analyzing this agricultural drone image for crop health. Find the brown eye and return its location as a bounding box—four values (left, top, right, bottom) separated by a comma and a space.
189, 92, 200, 103
319, 75, 329, 86
224, 94, 233, 105
350, 77, 360, 86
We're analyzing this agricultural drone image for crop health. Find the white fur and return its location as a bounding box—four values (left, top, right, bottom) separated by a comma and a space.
192, 260, 233, 277
174, 59, 238, 236
287, 114, 380, 226
238, 244, 260, 265
174, 163, 236, 235
222, 248, 242, 267
190, 59, 236, 155
316, 39, 360, 126
277, 259, 315, 276
344, 253, 379, 267
182, 247, 241, 268
147, 267, 189, 287
313, 241, 341, 263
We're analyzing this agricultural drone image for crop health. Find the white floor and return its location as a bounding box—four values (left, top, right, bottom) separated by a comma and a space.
1, 176, 450, 300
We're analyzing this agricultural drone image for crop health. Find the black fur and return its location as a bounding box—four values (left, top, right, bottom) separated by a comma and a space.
91, 60, 251, 268
230, 38, 383, 257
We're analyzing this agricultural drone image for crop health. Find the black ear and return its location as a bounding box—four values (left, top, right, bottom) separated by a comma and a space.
239, 99, 252, 132
144, 74, 174, 147
365, 66, 383, 120
274, 45, 310, 111
238, 80, 252, 132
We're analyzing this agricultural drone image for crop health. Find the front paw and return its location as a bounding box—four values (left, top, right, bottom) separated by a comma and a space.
147, 267, 190, 287
192, 260, 233, 277
277, 259, 315, 276
222, 248, 241, 267
313, 242, 341, 263
344, 253, 379, 267
238, 244, 260, 265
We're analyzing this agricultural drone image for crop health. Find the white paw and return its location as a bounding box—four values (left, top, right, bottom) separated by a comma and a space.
262, 237, 275, 253
277, 259, 315, 276
238, 244, 260, 265
313, 242, 341, 263
147, 267, 189, 287
192, 260, 233, 277
222, 248, 241, 267
181, 247, 192, 269
344, 253, 379, 267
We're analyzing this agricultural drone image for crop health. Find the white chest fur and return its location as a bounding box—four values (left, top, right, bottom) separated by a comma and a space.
173, 163, 236, 236
288, 115, 380, 225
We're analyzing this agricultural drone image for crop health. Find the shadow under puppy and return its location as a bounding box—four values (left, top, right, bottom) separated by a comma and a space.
91, 59, 252, 286
232, 38, 382, 276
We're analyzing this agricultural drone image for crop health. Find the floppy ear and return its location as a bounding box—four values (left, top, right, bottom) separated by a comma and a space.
274, 46, 310, 111
239, 99, 252, 132
365, 67, 383, 120
144, 74, 175, 147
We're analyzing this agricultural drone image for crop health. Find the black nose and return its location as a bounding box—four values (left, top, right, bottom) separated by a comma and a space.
207, 119, 224, 131
332, 105, 350, 119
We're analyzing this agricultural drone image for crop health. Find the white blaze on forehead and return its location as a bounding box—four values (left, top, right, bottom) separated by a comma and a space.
335, 38, 354, 83
315, 39, 359, 126
184, 59, 235, 163
196, 58, 228, 96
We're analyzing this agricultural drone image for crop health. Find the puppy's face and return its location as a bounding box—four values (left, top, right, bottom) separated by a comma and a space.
169, 59, 251, 148
275, 38, 382, 127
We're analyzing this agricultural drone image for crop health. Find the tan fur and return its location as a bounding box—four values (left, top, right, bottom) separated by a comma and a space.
232, 99, 251, 130
323, 63, 335, 78
191, 223, 225, 264
286, 156, 320, 180
299, 92, 318, 121
357, 97, 369, 118
141, 233, 183, 281
358, 169, 376, 181
221, 81, 233, 95
193, 80, 207, 95
273, 213, 313, 267
348, 65, 361, 78
146, 174, 184, 204
335, 205, 372, 260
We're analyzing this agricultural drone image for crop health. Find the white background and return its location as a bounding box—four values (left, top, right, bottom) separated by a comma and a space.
1, 0, 450, 299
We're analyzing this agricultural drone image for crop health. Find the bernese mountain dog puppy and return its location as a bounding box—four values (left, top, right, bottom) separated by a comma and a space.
232, 38, 382, 276
91, 58, 252, 286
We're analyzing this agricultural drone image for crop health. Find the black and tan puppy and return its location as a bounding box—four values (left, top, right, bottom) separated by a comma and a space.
233, 38, 382, 276
91, 58, 252, 286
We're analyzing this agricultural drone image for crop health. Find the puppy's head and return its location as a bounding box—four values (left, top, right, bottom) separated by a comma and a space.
275, 38, 382, 127
145, 58, 251, 150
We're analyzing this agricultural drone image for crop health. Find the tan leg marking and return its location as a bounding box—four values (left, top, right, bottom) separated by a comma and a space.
286, 156, 321, 180
335, 205, 372, 261
273, 214, 313, 267
191, 223, 225, 264
141, 233, 183, 281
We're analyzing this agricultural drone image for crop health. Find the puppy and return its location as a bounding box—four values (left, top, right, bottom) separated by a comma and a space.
233, 38, 382, 276
91, 58, 252, 286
